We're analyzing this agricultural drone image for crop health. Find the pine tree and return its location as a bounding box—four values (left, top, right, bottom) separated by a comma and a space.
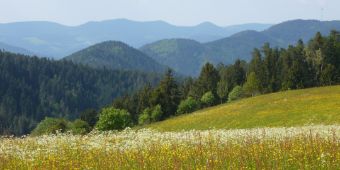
249, 48, 266, 92
197, 63, 220, 96
151, 69, 180, 119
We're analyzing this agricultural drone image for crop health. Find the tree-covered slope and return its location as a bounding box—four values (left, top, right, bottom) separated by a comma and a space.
0, 51, 161, 135
141, 39, 206, 76
0, 42, 35, 56
145, 86, 340, 131
141, 20, 340, 76
263, 19, 340, 45
64, 41, 167, 73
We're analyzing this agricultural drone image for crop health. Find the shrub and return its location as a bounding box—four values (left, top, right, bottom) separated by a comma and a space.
96, 107, 132, 131
80, 109, 98, 127
177, 97, 200, 114
200, 91, 215, 107
228, 86, 243, 102
68, 119, 91, 135
138, 108, 152, 125
31, 117, 68, 136
151, 105, 163, 121
138, 105, 163, 125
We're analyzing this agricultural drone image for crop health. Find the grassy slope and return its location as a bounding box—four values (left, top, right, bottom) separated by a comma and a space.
146, 86, 340, 131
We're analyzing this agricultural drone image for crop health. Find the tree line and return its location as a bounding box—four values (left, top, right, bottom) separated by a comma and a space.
18, 31, 340, 135
76, 31, 339, 132
0, 52, 161, 135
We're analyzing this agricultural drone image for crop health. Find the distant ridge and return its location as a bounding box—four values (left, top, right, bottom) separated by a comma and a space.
64, 41, 167, 73
141, 19, 340, 76
0, 42, 35, 56
0, 19, 271, 58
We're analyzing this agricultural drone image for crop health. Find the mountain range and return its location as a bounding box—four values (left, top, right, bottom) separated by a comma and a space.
1, 19, 340, 76
141, 20, 340, 76
0, 19, 271, 58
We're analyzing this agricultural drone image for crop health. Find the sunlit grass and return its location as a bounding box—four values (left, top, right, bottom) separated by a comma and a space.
0, 125, 339, 169
146, 86, 340, 131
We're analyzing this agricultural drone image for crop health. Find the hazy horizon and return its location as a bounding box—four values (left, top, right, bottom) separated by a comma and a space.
0, 0, 339, 26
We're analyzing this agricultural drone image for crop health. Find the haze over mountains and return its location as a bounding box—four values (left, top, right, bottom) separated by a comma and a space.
0, 19, 271, 58
0, 42, 35, 56
142, 20, 340, 75
1, 19, 340, 76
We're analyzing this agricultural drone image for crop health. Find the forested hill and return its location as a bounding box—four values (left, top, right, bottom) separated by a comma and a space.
0, 42, 35, 56
141, 20, 340, 76
64, 41, 167, 73
0, 51, 161, 135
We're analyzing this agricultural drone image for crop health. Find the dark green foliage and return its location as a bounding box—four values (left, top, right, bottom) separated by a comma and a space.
80, 109, 98, 127
0, 51, 160, 135
177, 97, 200, 115
65, 41, 167, 73
68, 119, 91, 135
196, 63, 220, 97
151, 69, 181, 119
96, 107, 132, 131
228, 86, 244, 102
31, 117, 68, 136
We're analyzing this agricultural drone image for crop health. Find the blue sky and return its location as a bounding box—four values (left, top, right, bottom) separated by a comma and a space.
0, 0, 339, 26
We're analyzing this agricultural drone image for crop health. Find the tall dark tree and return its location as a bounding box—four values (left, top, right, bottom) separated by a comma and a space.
249, 48, 266, 92
231, 59, 246, 86
196, 63, 220, 97
263, 43, 280, 92
151, 69, 181, 119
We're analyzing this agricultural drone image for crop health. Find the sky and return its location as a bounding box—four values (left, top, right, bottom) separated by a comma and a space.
0, 0, 339, 26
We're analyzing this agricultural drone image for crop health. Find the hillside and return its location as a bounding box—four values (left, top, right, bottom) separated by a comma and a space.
146, 86, 340, 131
0, 19, 270, 58
141, 19, 340, 76
140, 39, 206, 76
0, 51, 161, 135
0, 42, 35, 56
64, 41, 167, 73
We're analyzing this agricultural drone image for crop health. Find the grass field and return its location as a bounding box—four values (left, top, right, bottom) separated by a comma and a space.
1, 126, 339, 169
1, 86, 340, 169
145, 86, 340, 131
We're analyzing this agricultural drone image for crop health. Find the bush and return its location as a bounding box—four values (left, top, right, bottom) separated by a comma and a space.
80, 109, 98, 127
228, 86, 243, 102
31, 117, 68, 136
138, 105, 163, 125
151, 105, 163, 121
68, 119, 91, 135
96, 107, 132, 131
200, 91, 215, 107
177, 97, 200, 114
138, 108, 152, 125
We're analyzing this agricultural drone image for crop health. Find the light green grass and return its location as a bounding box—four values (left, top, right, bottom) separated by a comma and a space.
146, 86, 340, 131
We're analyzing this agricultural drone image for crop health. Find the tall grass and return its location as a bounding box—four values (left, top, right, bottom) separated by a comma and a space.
1, 125, 339, 169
